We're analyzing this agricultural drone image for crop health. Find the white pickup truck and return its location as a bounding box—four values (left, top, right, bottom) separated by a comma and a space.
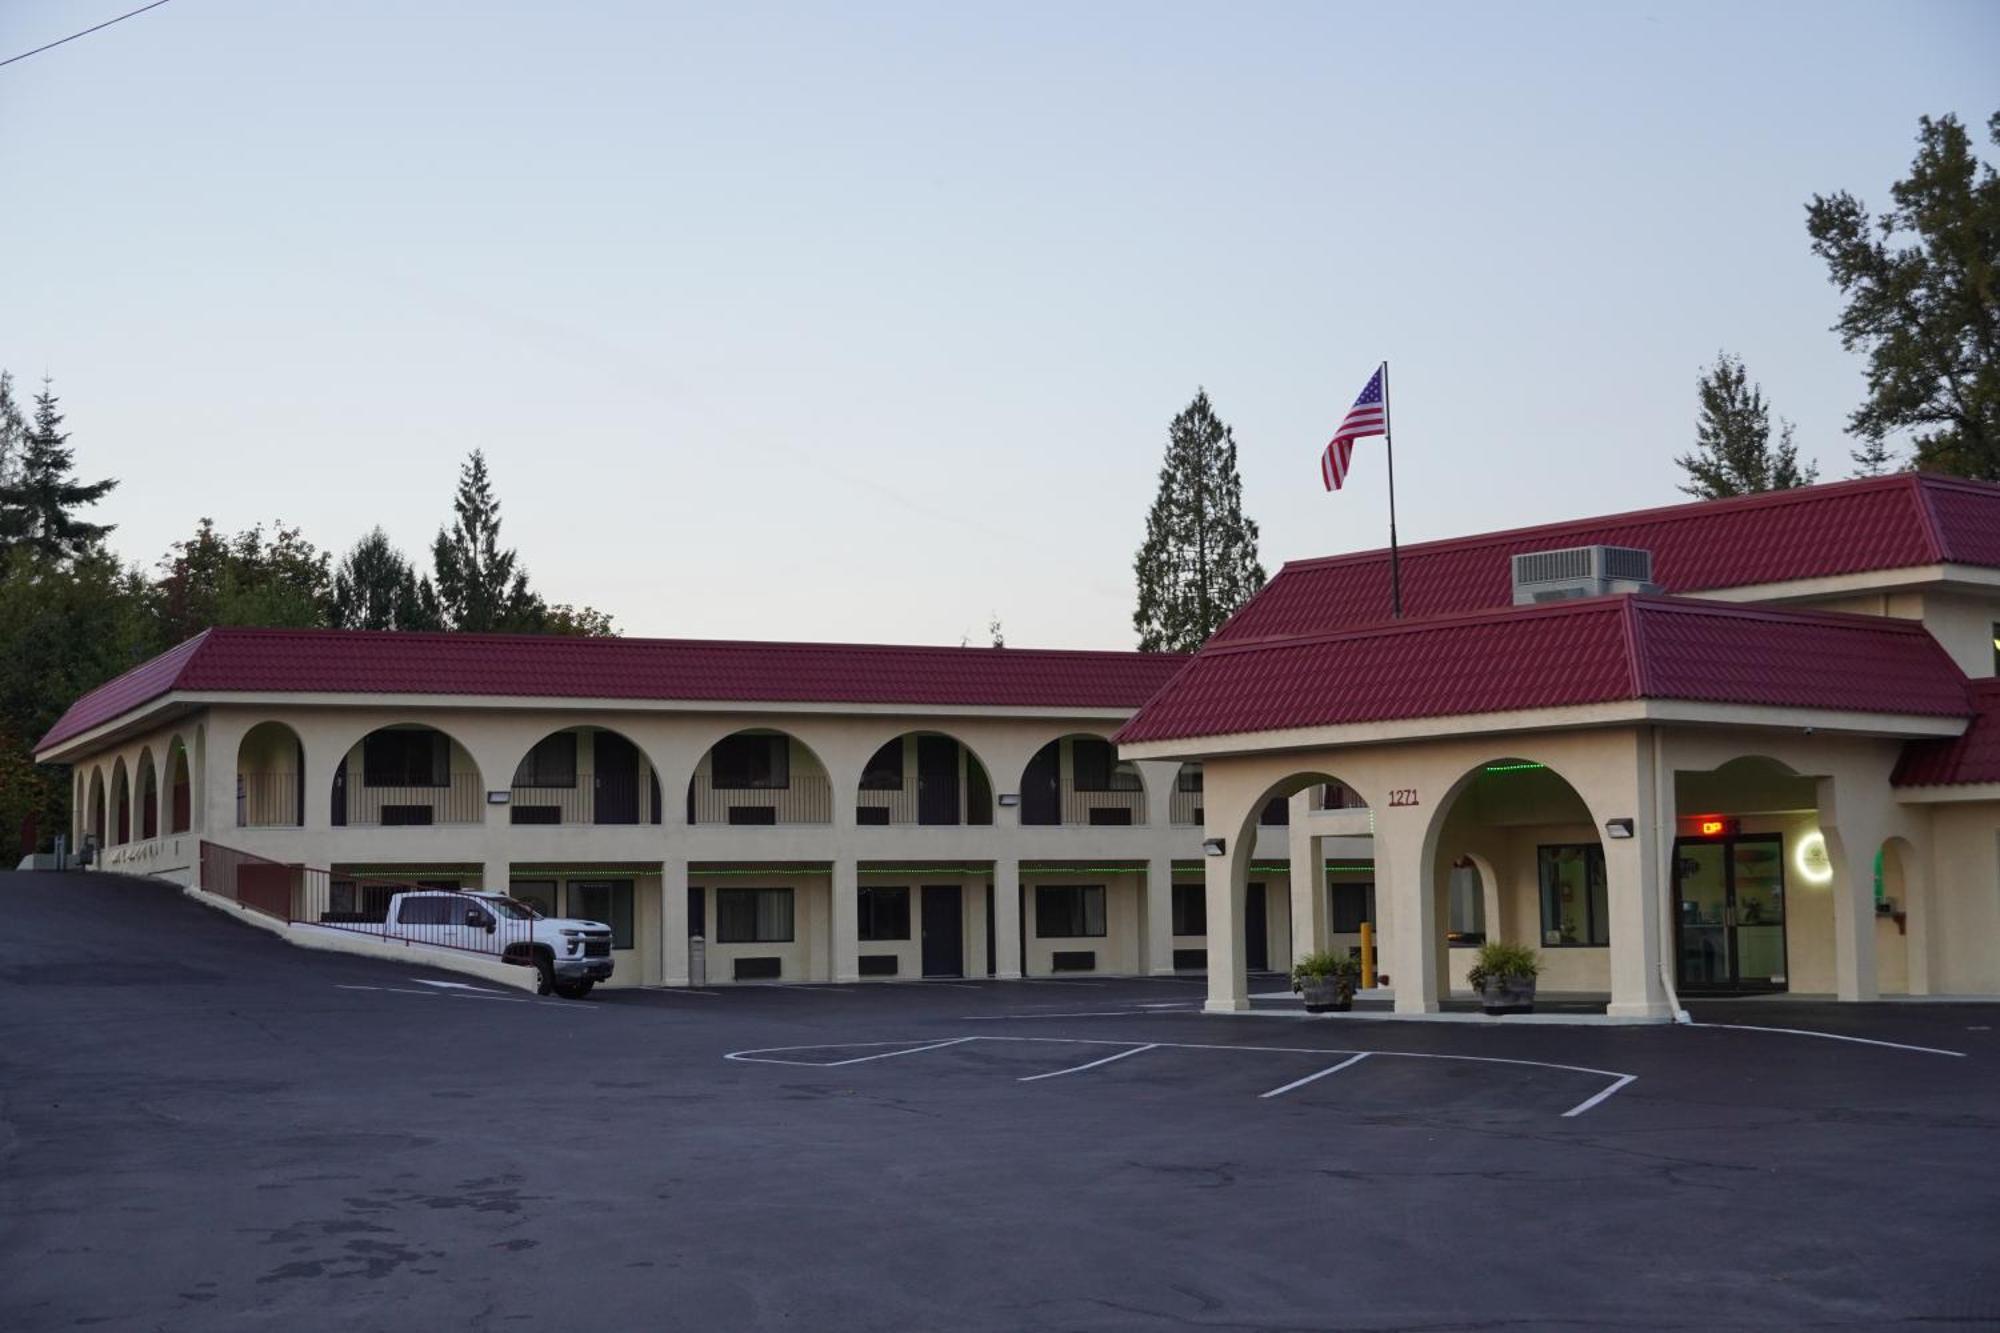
382, 889, 615, 998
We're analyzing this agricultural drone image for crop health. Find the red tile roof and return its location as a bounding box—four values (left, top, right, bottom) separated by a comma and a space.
1893, 680, 2000, 787
1215, 473, 2000, 644
1116, 595, 1971, 745
36, 628, 1190, 754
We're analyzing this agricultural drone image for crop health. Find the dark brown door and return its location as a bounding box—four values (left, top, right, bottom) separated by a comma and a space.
922, 885, 964, 977
594, 732, 640, 825
917, 736, 961, 826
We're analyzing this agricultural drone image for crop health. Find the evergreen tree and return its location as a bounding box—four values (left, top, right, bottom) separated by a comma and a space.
1807, 111, 2000, 479
332, 527, 440, 631
1133, 390, 1266, 653
1675, 352, 1818, 499
430, 450, 537, 632
0, 378, 116, 564
0, 372, 26, 491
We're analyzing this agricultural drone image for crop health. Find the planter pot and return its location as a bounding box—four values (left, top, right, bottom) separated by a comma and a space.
1478, 976, 1536, 1015
1298, 978, 1353, 1014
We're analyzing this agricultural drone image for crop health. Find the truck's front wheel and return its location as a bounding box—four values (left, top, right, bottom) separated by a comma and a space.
552, 979, 595, 1000
533, 954, 556, 996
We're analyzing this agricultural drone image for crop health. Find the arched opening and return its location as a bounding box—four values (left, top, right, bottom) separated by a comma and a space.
85, 768, 105, 847
855, 731, 993, 826
135, 748, 159, 841
165, 737, 192, 833
509, 726, 663, 826
1874, 836, 1919, 996
331, 724, 483, 826
1019, 734, 1146, 827
688, 729, 831, 825
1428, 758, 1599, 1000
1201, 768, 1370, 1010
1671, 755, 1819, 995
237, 722, 306, 828
110, 758, 131, 846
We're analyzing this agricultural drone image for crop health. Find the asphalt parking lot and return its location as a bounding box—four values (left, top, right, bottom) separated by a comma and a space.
4, 872, 1998, 1331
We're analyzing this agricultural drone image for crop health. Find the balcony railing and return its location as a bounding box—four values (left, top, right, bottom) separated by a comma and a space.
1170, 788, 1203, 826
1061, 788, 1148, 827
509, 774, 653, 826
856, 786, 919, 824
338, 772, 485, 827
690, 773, 831, 825
237, 773, 303, 828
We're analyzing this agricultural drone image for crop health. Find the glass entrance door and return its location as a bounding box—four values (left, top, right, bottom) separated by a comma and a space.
1673, 834, 1787, 993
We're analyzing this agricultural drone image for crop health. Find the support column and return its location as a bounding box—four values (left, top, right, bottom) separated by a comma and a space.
1287, 799, 1325, 967
830, 856, 860, 984
1820, 775, 1883, 1003
1375, 810, 1437, 1014
1203, 846, 1250, 1013
991, 857, 1022, 979
1145, 854, 1175, 975
1603, 731, 1670, 1020
661, 857, 689, 987
482, 857, 511, 897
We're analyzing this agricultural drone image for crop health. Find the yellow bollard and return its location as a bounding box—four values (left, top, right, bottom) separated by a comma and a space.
1359, 922, 1376, 990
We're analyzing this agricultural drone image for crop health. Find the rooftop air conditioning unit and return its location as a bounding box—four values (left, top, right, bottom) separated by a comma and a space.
1510, 545, 1658, 605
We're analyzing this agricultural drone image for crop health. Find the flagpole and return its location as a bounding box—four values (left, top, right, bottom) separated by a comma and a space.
1381, 360, 1403, 618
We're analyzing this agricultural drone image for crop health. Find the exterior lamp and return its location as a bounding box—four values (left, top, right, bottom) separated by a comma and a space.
1604, 818, 1634, 839
1201, 837, 1227, 857
486, 790, 511, 805
997, 793, 1021, 808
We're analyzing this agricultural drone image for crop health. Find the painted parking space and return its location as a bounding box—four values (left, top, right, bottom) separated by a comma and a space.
724, 1034, 1637, 1118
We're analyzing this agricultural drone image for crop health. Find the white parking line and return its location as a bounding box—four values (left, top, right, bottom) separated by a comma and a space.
337, 984, 440, 997
1259, 1052, 1371, 1099
1561, 1073, 1637, 1118
723, 1037, 977, 1067
1688, 1022, 1966, 1057
962, 1010, 1169, 1020
1018, 1043, 1158, 1082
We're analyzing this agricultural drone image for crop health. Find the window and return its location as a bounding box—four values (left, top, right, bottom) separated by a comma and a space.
1176, 765, 1204, 793
363, 730, 449, 787
1331, 882, 1373, 934
1538, 844, 1609, 946
396, 895, 456, 926
513, 733, 577, 788
859, 740, 904, 791
857, 886, 911, 941
1260, 797, 1290, 826
1035, 885, 1106, 938
1447, 863, 1485, 944
1071, 738, 1142, 793
717, 887, 794, 943
512, 879, 559, 919
711, 734, 790, 790
1171, 883, 1206, 936
568, 880, 635, 949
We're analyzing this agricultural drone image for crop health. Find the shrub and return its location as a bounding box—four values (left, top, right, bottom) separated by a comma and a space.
1291, 950, 1362, 992
1466, 940, 1540, 991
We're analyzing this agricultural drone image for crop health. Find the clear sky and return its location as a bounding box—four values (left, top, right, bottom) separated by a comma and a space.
3, 1, 1995, 649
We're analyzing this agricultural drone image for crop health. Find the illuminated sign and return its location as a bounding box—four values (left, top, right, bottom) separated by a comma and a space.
1677, 814, 1740, 839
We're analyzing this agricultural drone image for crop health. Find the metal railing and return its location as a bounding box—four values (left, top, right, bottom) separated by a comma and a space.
236, 773, 303, 828
689, 773, 831, 825
201, 841, 304, 920
856, 786, 919, 824
508, 774, 652, 825
1170, 788, 1203, 826
1061, 788, 1148, 826
338, 772, 485, 826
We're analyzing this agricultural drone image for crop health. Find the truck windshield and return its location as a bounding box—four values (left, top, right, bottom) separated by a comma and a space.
488, 899, 542, 920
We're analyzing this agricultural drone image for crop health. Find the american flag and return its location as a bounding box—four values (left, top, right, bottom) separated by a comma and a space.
1321, 364, 1388, 491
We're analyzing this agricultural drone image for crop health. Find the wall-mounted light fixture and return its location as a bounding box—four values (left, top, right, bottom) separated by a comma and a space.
486, 790, 511, 805
997, 793, 1021, 808
1604, 818, 1634, 839
1201, 837, 1227, 857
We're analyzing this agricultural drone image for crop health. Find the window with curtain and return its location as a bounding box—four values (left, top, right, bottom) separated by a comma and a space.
857, 886, 911, 941
1035, 885, 1107, 938
710, 735, 790, 790
1538, 845, 1608, 946
717, 887, 795, 943
568, 880, 635, 948
513, 733, 577, 788
511, 879, 559, 919
1171, 883, 1206, 936
1331, 882, 1373, 934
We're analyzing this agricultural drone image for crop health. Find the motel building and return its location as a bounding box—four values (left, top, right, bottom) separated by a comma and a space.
32, 472, 2000, 1016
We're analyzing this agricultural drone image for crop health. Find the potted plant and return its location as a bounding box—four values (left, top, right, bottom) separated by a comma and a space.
1466, 940, 1540, 1015
1291, 950, 1362, 1013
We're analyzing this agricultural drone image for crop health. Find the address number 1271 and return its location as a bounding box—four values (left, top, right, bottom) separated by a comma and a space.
1387, 788, 1419, 807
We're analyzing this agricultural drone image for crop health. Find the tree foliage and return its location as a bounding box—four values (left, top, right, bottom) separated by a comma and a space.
1133, 390, 1266, 653
1675, 352, 1818, 499
1807, 111, 2000, 478
430, 450, 540, 633
0, 379, 116, 564
150, 519, 333, 645
332, 527, 439, 632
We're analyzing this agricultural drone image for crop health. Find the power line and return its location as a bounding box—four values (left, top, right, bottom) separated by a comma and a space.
0, 0, 176, 70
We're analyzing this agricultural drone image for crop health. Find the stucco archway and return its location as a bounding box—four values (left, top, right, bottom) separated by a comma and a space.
508, 725, 664, 826
1019, 734, 1147, 827
687, 728, 833, 826
854, 730, 994, 827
